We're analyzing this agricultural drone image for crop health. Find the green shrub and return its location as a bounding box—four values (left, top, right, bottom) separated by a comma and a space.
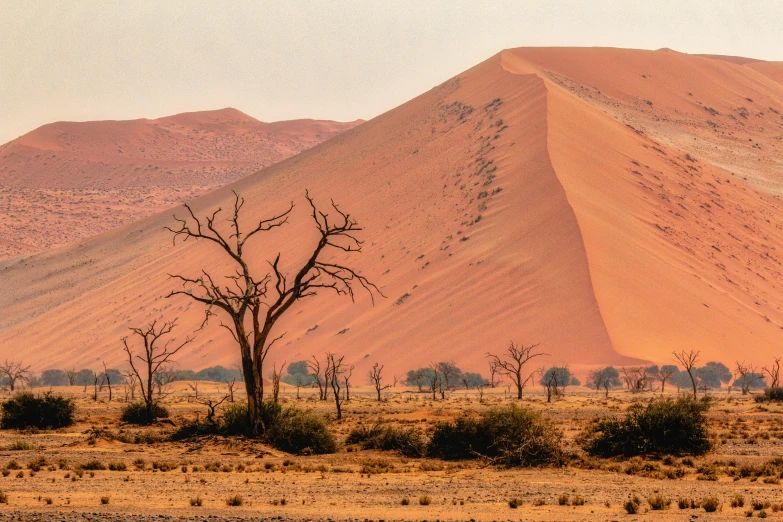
265, 407, 337, 455
756, 387, 783, 402
346, 423, 426, 457
170, 418, 220, 440
427, 404, 563, 467
581, 396, 711, 457
221, 403, 251, 436
1, 392, 75, 430
120, 402, 169, 425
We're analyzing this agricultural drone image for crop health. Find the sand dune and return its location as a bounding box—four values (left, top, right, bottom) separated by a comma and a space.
2, 48, 783, 377
0, 109, 361, 258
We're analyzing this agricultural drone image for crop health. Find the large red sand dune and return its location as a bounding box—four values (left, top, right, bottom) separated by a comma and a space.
0, 108, 361, 258
2, 48, 783, 378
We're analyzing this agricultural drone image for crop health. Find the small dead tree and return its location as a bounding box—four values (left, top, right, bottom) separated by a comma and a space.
673, 350, 699, 398
368, 363, 391, 401
735, 361, 763, 395
225, 379, 238, 403
271, 361, 286, 403
196, 394, 229, 424
325, 353, 348, 419
0, 360, 31, 392
488, 360, 499, 388
486, 342, 546, 400
658, 365, 676, 394
154, 365, 178, 397
91, 370, 102, 401
121, 320, 193, 424
343, 365, 354, 401
392, 374, 401, 388
122, 369, 137, 401
65, 369, 77, 387
167, 191, 382, 436
763, 358, 781, 389
425, 366, 442, 400
308, 356, 328, 401
102, 361, 113, 401
541, 366, 569, 403
621, 366, 649, 392
187, 382, 200, 398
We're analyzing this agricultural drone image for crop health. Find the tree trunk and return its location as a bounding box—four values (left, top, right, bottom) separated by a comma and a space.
687, 370, 697, 398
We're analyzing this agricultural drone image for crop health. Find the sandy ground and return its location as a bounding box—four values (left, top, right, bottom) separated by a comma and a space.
0, 384, 782, 520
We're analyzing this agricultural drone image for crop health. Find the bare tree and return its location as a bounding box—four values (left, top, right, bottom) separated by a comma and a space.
620, 366, 649, 392
65, 369, 77, 387
308, 356, 328, 401
424, 366, 442, 400
121, 320, 193, 424
437, 361, 462, 393
225, 379, 239, 403
486, 342, 545, 400
673, 350, 699, 398
153, 365, 178, 397
763, 358, 781, 389
195, 394, 229, 424
325, 353, 348, 419
392, 374, 402, 388
91, 370, 102, 401
735, 361, 764, 395
122, 369, 137, 401
343, 364, 354, 401
368, 363, 391, 401
658, 365, 676, 394
102, 361, 113, 401
167, 191, 382, 435
0, 360, 31, 392
488, 360, 499, 388
271, 361, 286, 403
187, 382, 200, 398
541, 366, 569, 403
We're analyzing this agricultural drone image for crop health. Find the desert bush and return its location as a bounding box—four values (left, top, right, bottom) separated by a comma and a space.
346, 423, 426, 457
0, 491, 7, 504
648, 492, 671, 510
100, 496, 110, 505
120, 402, 169, 425
419, 494, 431, 506
557, 493, 569, 505
732, 495, 746, 508
756, 387, 783, 402
1, 393, 75, 430
401, 497, 410, 506
265, 407, 337, 455
427, 404, 563, 467
581, 396, 711, 457
221, 403, 251, 436
226, 494, 243, 506
702, 496, 721, 512
190, 496, 203, 506
624, 495, 641, 514
81, 460, 106, 470
509, 497, 521, 508
8, 441, 35, 451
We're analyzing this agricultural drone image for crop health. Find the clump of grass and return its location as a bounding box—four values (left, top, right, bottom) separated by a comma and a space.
81, 460, 106, 471
557, 493, 569, 505
572, 495, 586, 506
0, 491, 7, 504
731, 495, 746, 508
27, 457, 47, 472
108, 462, 127, 471
401, 497, 410, 506
132, 459, 146, 470
346, 423, 426, 457
43, 497, 52, 505
100, 496, 109, 505
508, 498, 521, 508
8, 441, 35, 451
648, 492, 671, 510
226, 495, 243, 506
190, 496, 203, 507
624, 495, 641, 514
419, 495, 431, 506
702, 496, 721, 512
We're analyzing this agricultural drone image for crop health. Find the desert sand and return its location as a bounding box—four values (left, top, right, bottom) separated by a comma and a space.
2, 48, 783, 378
0, 108, 361, 259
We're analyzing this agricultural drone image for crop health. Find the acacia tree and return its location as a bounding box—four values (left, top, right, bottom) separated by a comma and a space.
658, 364, 677, 394
488, 360, 499, 388
65, 369, 77, 386
0, 360, 31, 392
167, 191, 381, 435
308, 356, 328, 401
325, 353, 348, 419
121, 320, 193, 424
368, 363, 391, 401
735, 361, 764, 395
673, 350, 699, 398
763, 358, 781, 389
486, 342, 545, 400
343, 364, 354, 401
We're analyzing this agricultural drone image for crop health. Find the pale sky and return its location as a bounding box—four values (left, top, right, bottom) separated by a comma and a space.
1, 0, 781, 144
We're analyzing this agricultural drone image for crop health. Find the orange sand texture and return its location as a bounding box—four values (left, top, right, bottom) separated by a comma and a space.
2, 48, 783, 378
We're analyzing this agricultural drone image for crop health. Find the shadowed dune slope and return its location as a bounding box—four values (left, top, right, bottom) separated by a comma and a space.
3, 47, 783, 375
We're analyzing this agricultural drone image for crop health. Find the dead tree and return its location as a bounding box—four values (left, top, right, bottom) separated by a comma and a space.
392, 374, 401, 388
763, 358, 781, 389
325, 353, 348, 419
225, 379, 238, 403
541, 366, 568, 403
167, 191, 382, 435
122, 369, 137, 401
154, 365, 177, 397
343, 365, 354, 401
271, 361, 286, 403
102, 361, 113, 401
488, 360, 499, 388
430, 362, 447, 399
196, 394, 229, 424
0, 360, 31, 392
673, 350, 699, 398
187, 382, 200, 398
65, 369, 77, 386
621, 366, 649, 392
735, 361, 763, 395
486, 342, 546, 400
658, 365, 676, 394
368, 363, 391, 401
121, 320, 193, 424
424, 366, 442, 400
308, 356, 328, 401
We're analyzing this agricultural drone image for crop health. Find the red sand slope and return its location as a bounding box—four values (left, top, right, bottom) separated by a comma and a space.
0, 109, 361, 258
2, 48, 783, 376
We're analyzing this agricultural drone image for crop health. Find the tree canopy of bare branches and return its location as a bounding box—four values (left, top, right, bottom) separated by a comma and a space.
0, 360, 31, 392
486, 342, 546, 399
673, 350, 699, 398
368, 363, 390, 401
763, 358, 781, 390
166, 191, 382, 435
325, 353, 348, 419
121, 320, 193, 423
735, 361, 764, 395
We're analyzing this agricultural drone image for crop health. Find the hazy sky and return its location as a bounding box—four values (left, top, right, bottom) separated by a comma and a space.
1, 0, 781, 143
